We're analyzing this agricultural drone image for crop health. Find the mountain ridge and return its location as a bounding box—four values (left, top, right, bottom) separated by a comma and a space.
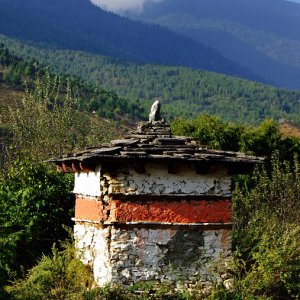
0, 0, 260, 82
130, 0, 300, 89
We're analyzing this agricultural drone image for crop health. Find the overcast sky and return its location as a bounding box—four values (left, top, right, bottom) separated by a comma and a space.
90, 0, 165, 13
90, 0, 300, 13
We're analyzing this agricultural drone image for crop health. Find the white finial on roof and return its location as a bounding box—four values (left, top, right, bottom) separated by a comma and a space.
149, 100, 161, 123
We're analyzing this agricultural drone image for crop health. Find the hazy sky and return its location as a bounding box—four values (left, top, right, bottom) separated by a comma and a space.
90, 0, 300, 13
90, 0, 165, 13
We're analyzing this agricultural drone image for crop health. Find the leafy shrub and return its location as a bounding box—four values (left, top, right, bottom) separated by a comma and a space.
6, 240, 93, 300
223, 155, 300, 299
240, 224, 300, 298
0, 158, 74, 291
172, 116, 300, 161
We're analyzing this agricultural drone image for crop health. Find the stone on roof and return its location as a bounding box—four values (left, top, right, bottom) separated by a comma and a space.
49, 119, 264, 171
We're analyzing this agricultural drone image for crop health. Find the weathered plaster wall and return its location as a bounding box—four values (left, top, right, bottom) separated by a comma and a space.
74, 223, 112, 286
100, 163, 231, 197
72, 164, 231, 198
74, 223, 231, 288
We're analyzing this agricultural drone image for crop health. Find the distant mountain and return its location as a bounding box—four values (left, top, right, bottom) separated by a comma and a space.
0, 0, 259, 81
129, 0, 300, 89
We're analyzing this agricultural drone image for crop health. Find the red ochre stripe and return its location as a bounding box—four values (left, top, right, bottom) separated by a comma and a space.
111, 200, 232, 224
75, 198, 105, 222
75, 198, 232, 224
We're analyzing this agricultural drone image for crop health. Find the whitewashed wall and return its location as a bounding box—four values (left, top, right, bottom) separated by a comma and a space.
101, 164, 231, 197
73, 166, 101, 197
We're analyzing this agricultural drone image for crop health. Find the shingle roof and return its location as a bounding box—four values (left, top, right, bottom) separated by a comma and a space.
49, 121, 264, 171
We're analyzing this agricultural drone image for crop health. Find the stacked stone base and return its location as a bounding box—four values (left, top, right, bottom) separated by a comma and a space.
74, 223, 231, 288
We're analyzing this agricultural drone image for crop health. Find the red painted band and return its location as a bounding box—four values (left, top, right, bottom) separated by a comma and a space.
75, 198, 232, 224
75, 198, 106, 222
110, 199, 232, 224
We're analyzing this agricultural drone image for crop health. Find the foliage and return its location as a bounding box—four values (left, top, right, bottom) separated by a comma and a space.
0, 65, 119, 295
0, 158, 74, 296
3, 69, 120, 162
220, 155, 300, 299
6, 239, 93, 300
172, 115, 300, 161
239, 224, 300, 298
172, 115, 244, 151
234, 154, 300, 233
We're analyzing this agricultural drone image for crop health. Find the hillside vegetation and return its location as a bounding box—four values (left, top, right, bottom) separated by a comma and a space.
0, 43, 136, 166
0, 43, 145, 121
2, 36, 300, 126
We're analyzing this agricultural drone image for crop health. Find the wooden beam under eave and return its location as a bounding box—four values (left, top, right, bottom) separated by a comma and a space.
62, 162, 73, 173
133, 162, 145, 174
72, 162, 80, 173
168, 163, 181, 174
79, 162, 95, 173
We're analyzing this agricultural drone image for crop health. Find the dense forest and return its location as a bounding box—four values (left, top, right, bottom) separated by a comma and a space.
2, 36, 300, 126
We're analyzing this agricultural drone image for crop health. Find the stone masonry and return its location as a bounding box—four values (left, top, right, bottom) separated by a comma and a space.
74, 223, 231, 288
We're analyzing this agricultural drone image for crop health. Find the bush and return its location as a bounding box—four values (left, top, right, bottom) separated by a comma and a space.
0, 158, 74, 292
240, 224, 300, 298
6, 240, 93, 300
223, 155, 300, 299
172, 116, 300, 161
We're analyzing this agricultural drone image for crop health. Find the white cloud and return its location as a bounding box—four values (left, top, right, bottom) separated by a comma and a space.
90, 0, 164, 13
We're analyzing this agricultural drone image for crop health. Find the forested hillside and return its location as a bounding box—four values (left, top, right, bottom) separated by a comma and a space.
0, 43, 145, 121
130, 0, 300, 89
0, 0, 257, 81
2, 36, 300, 126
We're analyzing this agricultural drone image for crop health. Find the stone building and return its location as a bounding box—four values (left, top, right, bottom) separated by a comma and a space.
50, 114, 262, 289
